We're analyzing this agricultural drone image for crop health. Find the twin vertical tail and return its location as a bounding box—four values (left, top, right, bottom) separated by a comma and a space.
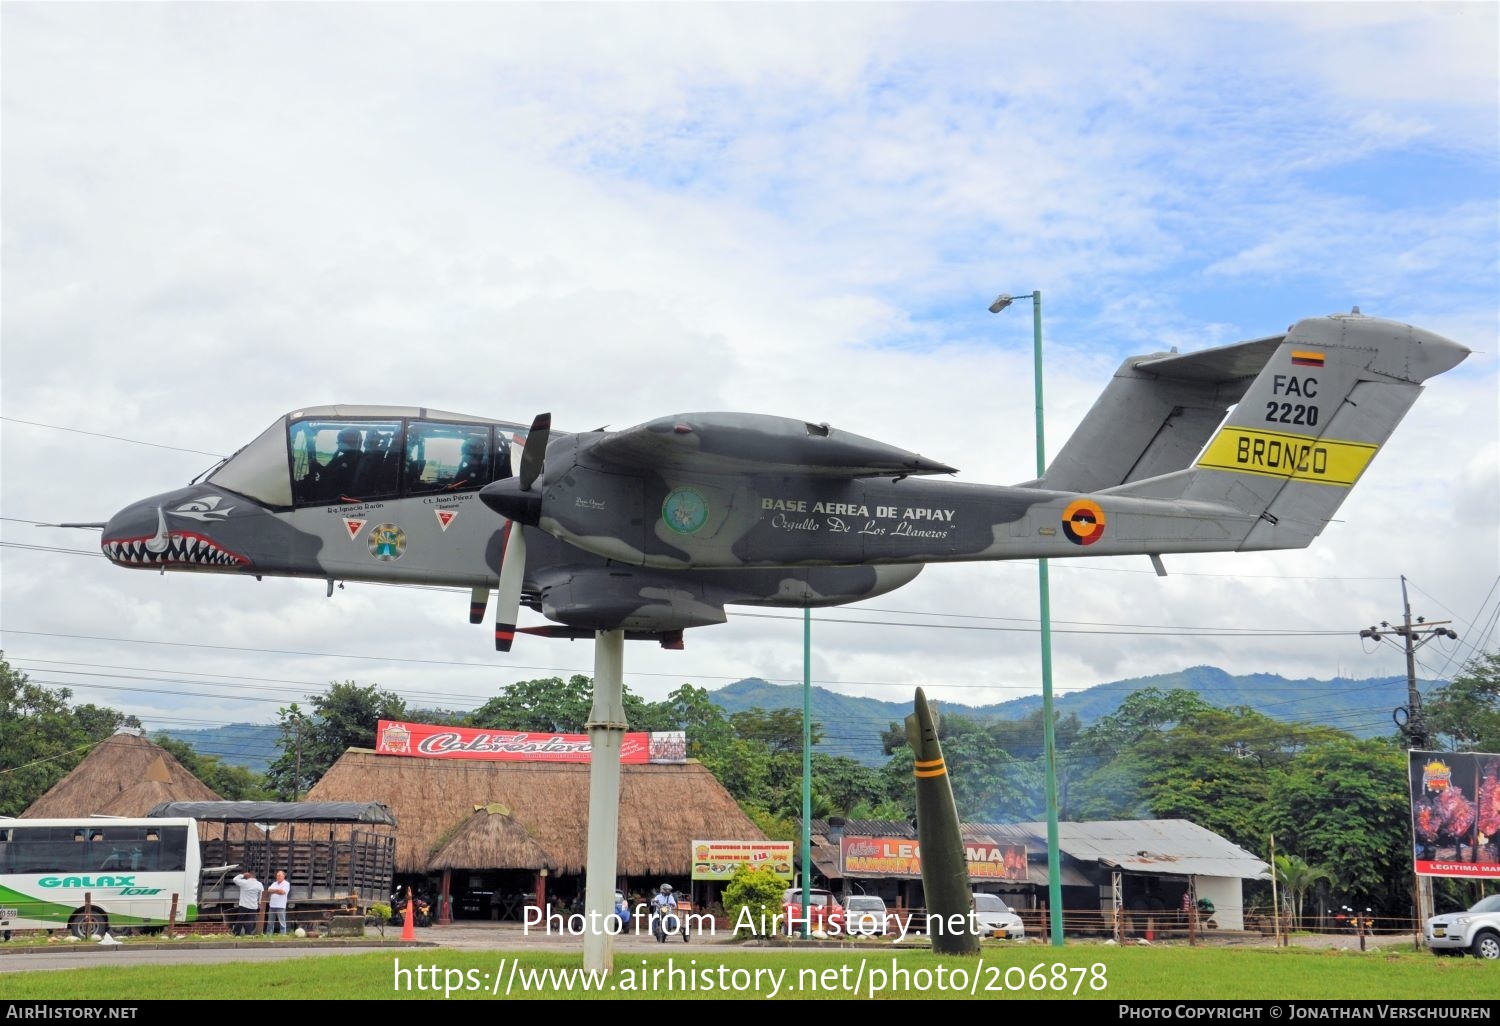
1050, 311, 1470, 552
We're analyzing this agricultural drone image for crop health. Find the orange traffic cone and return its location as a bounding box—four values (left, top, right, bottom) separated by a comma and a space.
401, 887, 415, 941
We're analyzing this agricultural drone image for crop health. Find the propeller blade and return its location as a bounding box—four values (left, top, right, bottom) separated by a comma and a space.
494, 522, 527, 651
518, 413, 551, 491
469, 586, 489, 625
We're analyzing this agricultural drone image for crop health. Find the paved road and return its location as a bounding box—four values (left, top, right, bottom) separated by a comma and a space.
0, 921, 734, 973
0, 921, 1421, 975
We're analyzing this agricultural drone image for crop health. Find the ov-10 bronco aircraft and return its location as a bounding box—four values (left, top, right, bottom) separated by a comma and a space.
97, 310, 1468, 652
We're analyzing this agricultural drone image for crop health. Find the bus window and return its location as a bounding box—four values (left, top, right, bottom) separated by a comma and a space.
290, 419, 404, 506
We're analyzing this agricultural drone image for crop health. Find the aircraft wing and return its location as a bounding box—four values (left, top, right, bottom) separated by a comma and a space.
581, 412, 957, 478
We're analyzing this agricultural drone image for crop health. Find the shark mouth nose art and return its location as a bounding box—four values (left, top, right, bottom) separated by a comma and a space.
103, 504, 249, 568
104, 530, 249, 567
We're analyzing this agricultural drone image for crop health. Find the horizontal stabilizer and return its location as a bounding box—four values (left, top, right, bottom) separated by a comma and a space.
1037, 334, 1284, 493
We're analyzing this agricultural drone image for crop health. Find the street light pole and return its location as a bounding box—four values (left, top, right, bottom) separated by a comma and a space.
989, 290, 1065, 947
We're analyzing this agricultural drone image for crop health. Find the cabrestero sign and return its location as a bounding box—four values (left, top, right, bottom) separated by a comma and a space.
376, 720, 686, 764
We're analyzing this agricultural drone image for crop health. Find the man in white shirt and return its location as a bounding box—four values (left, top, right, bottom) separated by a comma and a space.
265, 870, 291, 936
230, 870, 264, 936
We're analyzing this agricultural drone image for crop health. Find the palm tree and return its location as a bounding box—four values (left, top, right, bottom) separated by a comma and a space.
1274, 853, 1333, 931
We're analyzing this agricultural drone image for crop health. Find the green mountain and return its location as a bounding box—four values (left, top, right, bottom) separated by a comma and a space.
153, 722, 281, 775
154, 666, 1440, 773
706, 666, 1440, 765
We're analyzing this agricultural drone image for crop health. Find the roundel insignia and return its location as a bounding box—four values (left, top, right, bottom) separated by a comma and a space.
662, 488, 709, 534
1061, 499, 1106, 546
368, 523, 407, 561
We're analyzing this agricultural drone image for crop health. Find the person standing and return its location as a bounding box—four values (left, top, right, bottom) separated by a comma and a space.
230, 870, 264, 937
265, 870, 291, 936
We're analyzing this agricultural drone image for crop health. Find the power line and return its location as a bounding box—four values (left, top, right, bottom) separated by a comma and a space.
0, 416, 226, 458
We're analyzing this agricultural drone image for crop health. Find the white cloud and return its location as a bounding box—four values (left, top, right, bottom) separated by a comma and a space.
2, 2, 1495, 734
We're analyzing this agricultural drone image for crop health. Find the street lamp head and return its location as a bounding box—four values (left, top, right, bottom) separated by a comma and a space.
988, 294, 1014, 314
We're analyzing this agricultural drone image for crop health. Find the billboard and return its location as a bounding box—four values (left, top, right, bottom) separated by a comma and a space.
1409, 750, 1500, 879
375, 720, 687, 764
840, 836, 1029, 880
690, 840, 795, 881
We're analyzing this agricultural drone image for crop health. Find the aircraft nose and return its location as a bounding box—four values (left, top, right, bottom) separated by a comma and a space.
101, 496, 167, 566
100, 489, 250, 568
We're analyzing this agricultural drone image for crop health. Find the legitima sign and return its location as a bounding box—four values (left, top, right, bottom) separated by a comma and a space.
841, 836, 1029, 880
1409, 749, 1500, 879
376, 720, 686, 764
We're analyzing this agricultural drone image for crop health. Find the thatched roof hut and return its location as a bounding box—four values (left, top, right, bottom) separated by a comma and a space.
430, 804, 552, 872
307, 748, 764, 876
21, 729, 223, 818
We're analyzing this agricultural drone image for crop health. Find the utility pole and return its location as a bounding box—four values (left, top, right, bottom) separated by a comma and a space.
294, 716, 304, 801
1359, 574, 1459, 940
1359, 575, 1458, 750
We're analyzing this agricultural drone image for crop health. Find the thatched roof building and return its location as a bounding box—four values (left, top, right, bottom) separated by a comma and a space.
430, 804, 552, 872
307, 748, 764, 876
21, 729, 223, 818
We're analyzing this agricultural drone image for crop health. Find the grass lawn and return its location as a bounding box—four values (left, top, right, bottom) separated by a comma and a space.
3, 943, 1499, 1000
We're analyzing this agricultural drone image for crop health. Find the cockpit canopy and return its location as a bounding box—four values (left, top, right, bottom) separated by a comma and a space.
206, 406, 521, 508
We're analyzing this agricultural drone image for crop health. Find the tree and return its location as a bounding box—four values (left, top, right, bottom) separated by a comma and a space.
1273, 853, 1333, 931
729, 708, 822, 755
266, 681, 407, 798
468, 676, 594, 732
467, 674, 674, 732
1267, 738, 1412, 915
1426, 650, 1500, 752
150, 735, 272, 801
721, 863, 786, 937
661, 684, 735, 759
0, 657, 139, 816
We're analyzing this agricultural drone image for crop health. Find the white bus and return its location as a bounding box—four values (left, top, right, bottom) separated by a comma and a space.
0, 818, 202, 938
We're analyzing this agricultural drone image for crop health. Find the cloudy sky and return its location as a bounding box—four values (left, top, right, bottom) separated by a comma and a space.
3, 3, 1497, 754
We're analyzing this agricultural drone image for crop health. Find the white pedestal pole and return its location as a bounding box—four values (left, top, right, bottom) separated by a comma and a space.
582, 629, 626, 975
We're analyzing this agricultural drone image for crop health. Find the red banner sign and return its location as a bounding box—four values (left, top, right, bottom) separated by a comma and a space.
841, 836, 1029, 880
1410, 750, 1500, 879
375, 720, 687, 764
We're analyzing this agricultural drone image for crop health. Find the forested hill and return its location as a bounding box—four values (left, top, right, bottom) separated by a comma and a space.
154, 665, 1439, 772
707, 666, 1439, 764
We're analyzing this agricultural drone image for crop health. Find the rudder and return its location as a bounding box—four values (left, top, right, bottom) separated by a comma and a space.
1178, 312, 1469, 550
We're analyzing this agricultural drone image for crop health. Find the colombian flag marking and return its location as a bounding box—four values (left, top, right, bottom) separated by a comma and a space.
1061, 499, 1107, 546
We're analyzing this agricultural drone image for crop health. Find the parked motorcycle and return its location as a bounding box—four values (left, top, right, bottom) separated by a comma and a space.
391, 891, 433, 928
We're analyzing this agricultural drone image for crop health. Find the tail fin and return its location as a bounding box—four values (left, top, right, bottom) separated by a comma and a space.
1056, 312, 1469, 550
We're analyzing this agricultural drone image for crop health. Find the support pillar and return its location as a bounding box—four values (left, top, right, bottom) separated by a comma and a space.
582, 629, 626, 975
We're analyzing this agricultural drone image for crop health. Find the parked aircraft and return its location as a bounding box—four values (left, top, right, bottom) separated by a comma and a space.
95, 310, 1469, 651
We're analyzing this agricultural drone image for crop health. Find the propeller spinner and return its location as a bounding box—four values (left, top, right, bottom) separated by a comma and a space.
481, 413, 550, 651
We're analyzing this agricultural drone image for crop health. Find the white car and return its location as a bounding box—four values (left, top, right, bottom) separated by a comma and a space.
844, 895, 890, 936
1425, 894, 1500, 959
972, 892, 1025, 940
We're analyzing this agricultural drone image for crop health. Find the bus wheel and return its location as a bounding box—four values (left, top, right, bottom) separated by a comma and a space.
68, 909, 109, 939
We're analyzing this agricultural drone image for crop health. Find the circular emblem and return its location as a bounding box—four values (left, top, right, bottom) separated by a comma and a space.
368, 523, 407, 561
1061, 499, 1106, 546
662, 489, 709, 534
